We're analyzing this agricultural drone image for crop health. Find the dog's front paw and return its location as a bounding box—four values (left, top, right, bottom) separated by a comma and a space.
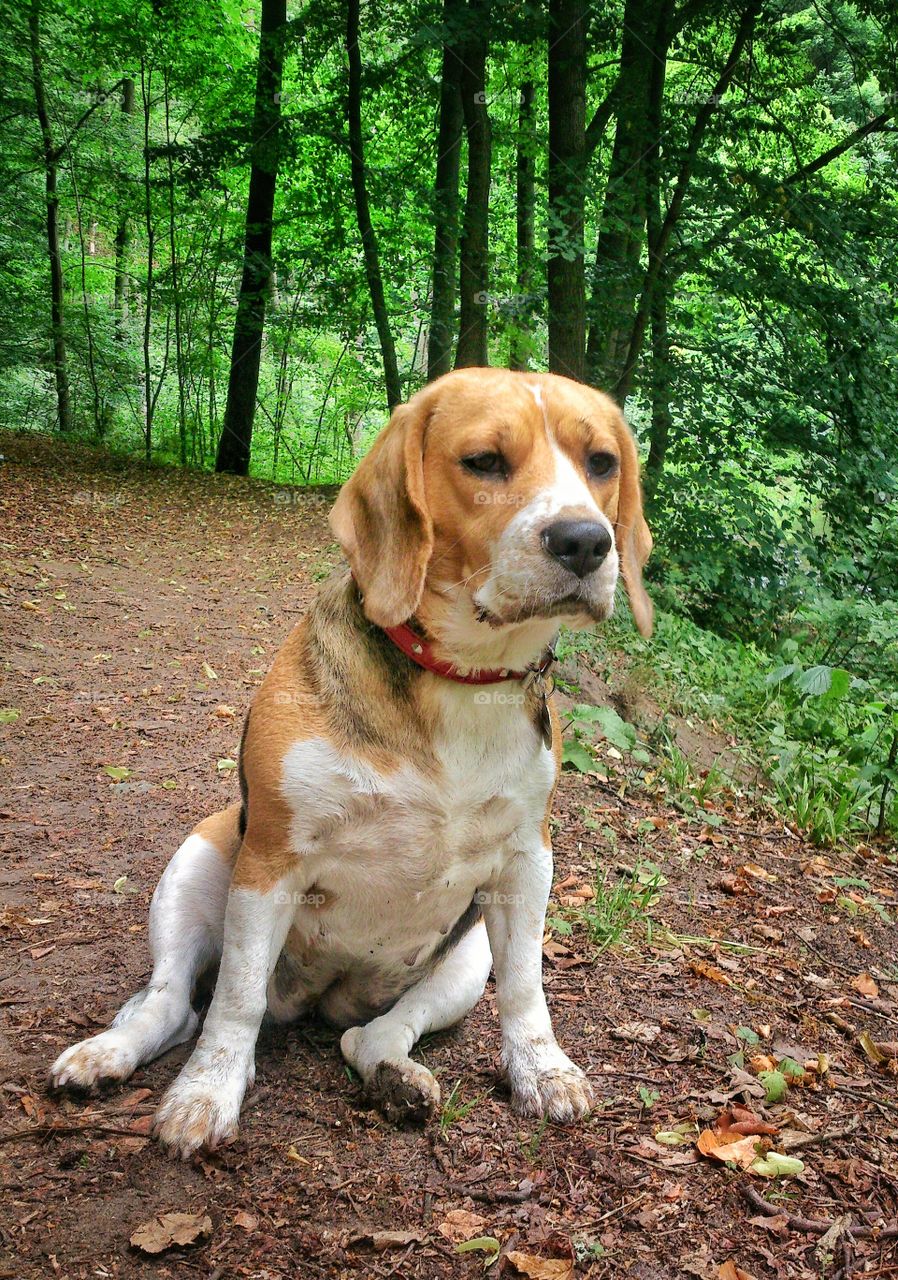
368, 1059, 441, 1125
505, 1040, 594, 1123
49, 1032, 137, 1091
153, 1066, 248, 1158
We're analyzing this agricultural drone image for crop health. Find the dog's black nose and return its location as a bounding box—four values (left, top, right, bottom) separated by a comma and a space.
541, 519, 613, 579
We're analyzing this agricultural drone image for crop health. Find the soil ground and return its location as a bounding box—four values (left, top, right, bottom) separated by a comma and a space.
1, 432, 897, 1280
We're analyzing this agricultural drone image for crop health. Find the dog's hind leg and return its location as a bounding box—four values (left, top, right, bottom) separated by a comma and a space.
49, 805, 241, 1090
339, 919, 492, 1123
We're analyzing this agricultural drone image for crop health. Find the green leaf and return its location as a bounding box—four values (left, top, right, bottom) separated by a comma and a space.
216, 757, 238, 773
758, 1069, 788, 1103
735, 1025, 760, 1046
0, 708, 20, 724
562, 741, 595, 773
104, 765, 132, 782
795, 665, 833, 697
766, 664, 797, 686
455, 1237, 500, 1257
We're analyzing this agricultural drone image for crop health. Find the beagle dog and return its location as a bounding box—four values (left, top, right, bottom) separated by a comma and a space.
49, 367, 652, 1156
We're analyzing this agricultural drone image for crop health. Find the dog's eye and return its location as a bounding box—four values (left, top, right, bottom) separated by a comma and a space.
462, 451, 508, 477
587, 451, 618, 480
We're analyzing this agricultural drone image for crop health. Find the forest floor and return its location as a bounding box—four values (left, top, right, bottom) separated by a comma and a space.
1, 431, 897, 1280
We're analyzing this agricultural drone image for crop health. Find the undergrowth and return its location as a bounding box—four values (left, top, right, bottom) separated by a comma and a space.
558, 602, 898, 848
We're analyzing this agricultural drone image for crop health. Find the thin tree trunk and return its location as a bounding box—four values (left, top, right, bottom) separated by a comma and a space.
454, 0, 491, 370
113, 77, 134, 339
164, 70, 188, 465
29, 0, 72, 432
345, 0, 401, 410
509, 79, 535, 372
141, 61, 155, 461
427, 0, 464, 381
614, 0, 761, 401
215, 0, 287, 475
584, 0, 657, 390
547, 0, 586, 381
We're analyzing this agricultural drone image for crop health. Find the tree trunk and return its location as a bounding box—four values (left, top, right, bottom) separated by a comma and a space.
585, 0, 657, 390
427, 0, 464, 381
345, 0, 401, 410
454, 0, 491, 370
509, 79, 535, 372
113, 77, 135, 339
141, 62, 155, 461
164, 70, 188, 465
644, 277, 672, 501
215, 0, 287, 476
29, 0, 72, 432
547, 0, 586, 381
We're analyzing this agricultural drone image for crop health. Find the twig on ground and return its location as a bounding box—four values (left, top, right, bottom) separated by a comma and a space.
740, 1183, 898, 1240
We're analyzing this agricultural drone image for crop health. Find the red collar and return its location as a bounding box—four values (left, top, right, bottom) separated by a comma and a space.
382, 619, 554, 686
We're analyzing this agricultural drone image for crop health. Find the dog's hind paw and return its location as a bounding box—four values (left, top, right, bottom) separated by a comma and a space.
367, 1060, 441, 1125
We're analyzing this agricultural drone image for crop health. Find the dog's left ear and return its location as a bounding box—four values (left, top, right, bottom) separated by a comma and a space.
330, 394, 433, 628
613, 413, 654, 637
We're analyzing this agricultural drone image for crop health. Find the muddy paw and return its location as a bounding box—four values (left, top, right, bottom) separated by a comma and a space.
368, 1060, 441, 1126
512, 1063, 594, 1123
153, 1071, 244, 1158
49, 1033, 137, 1091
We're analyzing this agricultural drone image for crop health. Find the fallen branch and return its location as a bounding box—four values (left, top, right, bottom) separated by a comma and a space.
740, 1183, 898, 1240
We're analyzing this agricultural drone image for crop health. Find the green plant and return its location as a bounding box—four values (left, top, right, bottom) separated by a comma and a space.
439, 1079, 484, 1133
579, 864, 664, 952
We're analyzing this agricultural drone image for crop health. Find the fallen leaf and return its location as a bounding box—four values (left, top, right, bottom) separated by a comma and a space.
689, 959, 732, 987
719, 1263, 758, 1280
202, 662, 218, 680
741, 863, 777, 883
697, 1129, 766, 1170
233, 1210, 257, 1233
347, 1229, 423, 1251
30, 944, 56, 960
216, 757, 237, 774
437, 1209, 487, 1243
0, 708, 20, 724
611, 1021, 661, 1044
104, 765, 132, 782
505, 1252, 573, 1280
852, 973, 879, 999
716, 1106, 778, 1137
130, 1212, 212, 1254
214, 704, 236, 719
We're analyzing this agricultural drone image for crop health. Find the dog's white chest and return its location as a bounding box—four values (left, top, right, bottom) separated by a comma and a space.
275, 695, 553, 1010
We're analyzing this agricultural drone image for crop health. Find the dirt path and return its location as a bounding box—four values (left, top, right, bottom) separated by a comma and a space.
1, 433, 897, 1280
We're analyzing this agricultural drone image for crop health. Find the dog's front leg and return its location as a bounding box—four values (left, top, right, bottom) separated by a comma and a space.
153, 865, 294, 1158
481, 838, 594, 1122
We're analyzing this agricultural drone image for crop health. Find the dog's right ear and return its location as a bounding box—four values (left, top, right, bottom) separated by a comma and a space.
330, 397, 433, 628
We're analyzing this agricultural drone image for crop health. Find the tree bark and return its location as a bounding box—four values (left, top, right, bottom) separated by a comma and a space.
454, 0, 491, 370
29, 0, 72, 432
113, 77, 135, 339
345, 0, 401, 410
547, 0, 586, 381
585, 0, 658, 391
215, 0, 287, 475
615, 0, 760, 402
509, 79, 536, 371
427, 0, 464, 381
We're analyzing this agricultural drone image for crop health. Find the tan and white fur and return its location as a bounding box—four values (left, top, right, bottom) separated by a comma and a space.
49, 368, 653, 1157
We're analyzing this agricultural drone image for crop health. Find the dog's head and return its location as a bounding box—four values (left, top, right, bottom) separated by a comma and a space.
330, 368, 653, 650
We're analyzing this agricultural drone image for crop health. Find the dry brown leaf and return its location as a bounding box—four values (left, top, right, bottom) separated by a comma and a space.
233, 1210, 257, 1233
130, 1212, 212, 1254
346, 1229, 423, 1251
696, 1129, 766, 1170
741, 863, 777, 882
719, 1263, 758, 1280
689, 959, 732, 987
610, 1021, 661, 1044
851, 973, 879, 998
506, 1252, 574, 1280
437, 1209, 487, 1243
716, 1106, 778, 1137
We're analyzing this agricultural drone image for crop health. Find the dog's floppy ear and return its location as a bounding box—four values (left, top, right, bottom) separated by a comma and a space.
330, 396, 433, 628
613, 413, 654, 638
